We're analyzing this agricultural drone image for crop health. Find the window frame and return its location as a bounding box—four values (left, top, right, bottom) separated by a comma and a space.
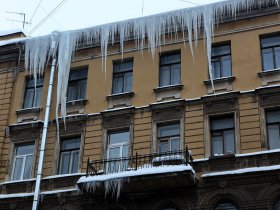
159, 51, 181, 87
211, 43, 232, 79
266, 109, 280, 150
210, 115, 235, 156
215, 202, 238, 210
112, 59, 133, 95
22, 77, 43, 109
260, 33, 280, 71
58, 136, 81, 175
157, 122, 181, 153
11, 142, 35, 181
67, 67, 88, 102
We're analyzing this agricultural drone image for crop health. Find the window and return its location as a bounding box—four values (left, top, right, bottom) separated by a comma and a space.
67, 68, 88, 101
215, 203, 237, 210
12, 144, 34, 180
59, 137, 80, 174
23, 77, 43, 109
158, 123, 180, 153
112, 60, 133, 94
275, 200, 280, 210
107, 130, 130, 173
261, 35, 280, 71
266, 110, 280, 150
211, 44, 232, 79
159, 52, 181, 87
210, 116, 235, 155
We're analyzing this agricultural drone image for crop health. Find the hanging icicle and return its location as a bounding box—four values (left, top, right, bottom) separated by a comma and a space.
22, 0, 279, 125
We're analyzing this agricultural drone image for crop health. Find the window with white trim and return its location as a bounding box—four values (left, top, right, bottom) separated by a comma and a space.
266, 110, 280, 150
59, 137, 80, 174
158, 123, 180, 153
107, 130, 130, 173
261, 35, 280, 71
12, 143, 35, 180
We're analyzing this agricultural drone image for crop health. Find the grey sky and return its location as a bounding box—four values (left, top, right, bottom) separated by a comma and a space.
0, 0, 224, 36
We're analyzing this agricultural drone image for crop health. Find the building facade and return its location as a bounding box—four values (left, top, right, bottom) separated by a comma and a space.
0, 1, 280, 209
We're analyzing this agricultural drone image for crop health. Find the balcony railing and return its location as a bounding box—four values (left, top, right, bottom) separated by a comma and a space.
86, 147, 193, 177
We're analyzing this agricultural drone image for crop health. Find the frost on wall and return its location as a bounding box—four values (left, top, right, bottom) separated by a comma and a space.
23, 0, 279, 122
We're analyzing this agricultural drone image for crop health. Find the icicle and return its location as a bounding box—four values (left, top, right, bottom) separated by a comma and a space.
22, 0, 279, 130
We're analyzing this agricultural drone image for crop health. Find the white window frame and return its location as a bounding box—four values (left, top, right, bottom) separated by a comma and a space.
11, 144, 34, 181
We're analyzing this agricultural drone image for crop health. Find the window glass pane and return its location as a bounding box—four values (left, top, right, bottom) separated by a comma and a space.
268, 124, 280, 150
112, 76, 123, 94
212, 45, 230, 56
12, 157, 23, 180
171, 137, 180, 151
109, 147, 121, 159
23, 88, 34, 108
69, 69, 88, 80
267, 110, 280, 123
61, 138, 80, 150
71, 150, 80, 173
34, 87, 42, 107
215, 203, 237, 210
275, 200, 280, 210
160, 66, 170, 86
262, 48, 274, 71
67, 84, 78, 101
23, 155, 33, 179
221, 55, 232, 77
122, 144, 129, 157
109, 131, 129, 144
78, 79, 87, 99
211, 117, 234, 130
275, 47, 280, 69
16, 144, 34, 155
171, 64, 180, 85
159, 124, 180, 137
224, 130, 235, 154
60, 152, 70, 174
159, 140, 169, 153
160, 53, 180, 65
212, 61, 221, 79
123, 72, 133, 92
119, 62, 133, 72
212, 136, 223, 155
261, 36, 280, 48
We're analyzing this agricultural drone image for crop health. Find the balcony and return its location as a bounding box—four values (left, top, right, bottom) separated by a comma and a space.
77, 149, 196, 198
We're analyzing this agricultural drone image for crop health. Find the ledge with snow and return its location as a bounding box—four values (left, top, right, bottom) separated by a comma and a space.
77, 165, 196, 198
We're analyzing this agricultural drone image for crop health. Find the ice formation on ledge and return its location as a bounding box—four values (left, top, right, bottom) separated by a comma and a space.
77, 165, 194, 199
22, 0, 279, 122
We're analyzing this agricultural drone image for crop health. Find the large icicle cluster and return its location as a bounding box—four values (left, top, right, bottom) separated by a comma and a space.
23, 0, 279, 122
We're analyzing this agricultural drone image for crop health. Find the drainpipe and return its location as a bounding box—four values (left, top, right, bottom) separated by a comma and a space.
32, 35, 57, 210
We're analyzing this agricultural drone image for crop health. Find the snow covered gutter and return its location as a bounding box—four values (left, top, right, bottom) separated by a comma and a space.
6, 0, 276, 123
202, 165, 280, 177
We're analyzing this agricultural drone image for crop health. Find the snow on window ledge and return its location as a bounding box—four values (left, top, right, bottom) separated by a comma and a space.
152, 154, 185, 162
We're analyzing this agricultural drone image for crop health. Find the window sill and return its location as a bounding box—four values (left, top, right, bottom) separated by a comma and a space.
66, 99, 88, 114
153, 84, 183, 102
258, 68, 280, 86
16, 107, 42, 123
204, 76, 235, 94
106, 92, 134, 109
209, 153, 235, 160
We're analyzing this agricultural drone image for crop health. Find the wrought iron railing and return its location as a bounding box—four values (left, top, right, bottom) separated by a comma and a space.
86, 147, 193, 177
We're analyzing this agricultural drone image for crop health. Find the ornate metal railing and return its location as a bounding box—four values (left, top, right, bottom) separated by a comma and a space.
86, 147, 193, 177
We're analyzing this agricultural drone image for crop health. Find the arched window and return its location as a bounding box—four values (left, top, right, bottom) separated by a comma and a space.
275, 200, 280, 210
215, 203, 237, 210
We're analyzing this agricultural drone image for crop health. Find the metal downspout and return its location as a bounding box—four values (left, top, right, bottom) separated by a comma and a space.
32, 56, 56, 210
